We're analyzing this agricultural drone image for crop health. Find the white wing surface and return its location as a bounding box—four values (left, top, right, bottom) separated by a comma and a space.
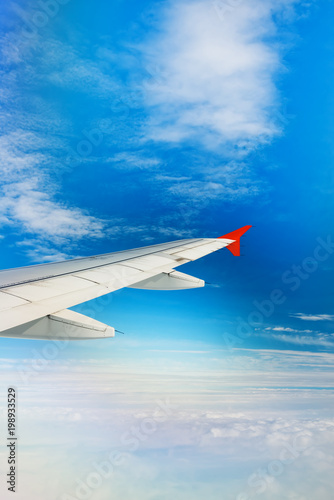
0, 226, 251, 339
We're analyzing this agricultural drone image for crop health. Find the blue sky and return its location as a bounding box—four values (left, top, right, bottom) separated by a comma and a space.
0, 1, 334, 499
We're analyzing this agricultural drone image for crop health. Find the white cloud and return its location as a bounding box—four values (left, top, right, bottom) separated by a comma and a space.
108, 152, 161, 170
0, 0, 311, 259
261, 326, 334, 348
150, 160, 266, 213
264, 326, 314, 334
1, 179, 105, 241
139, 0, 297, 151
2, 350, 334, 500
271, 334, 334, 348
0, 30, 191, 259
0, 130, 106, 260
233, 347, 334, 374
148, 349, 210, 354
291, 313, 334, 322
267, 326, 296, 332
166, 163, 264, 201
0, 38, 110, 261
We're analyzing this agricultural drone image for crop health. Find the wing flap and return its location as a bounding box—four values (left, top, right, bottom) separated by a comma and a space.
0, 309, 115, 340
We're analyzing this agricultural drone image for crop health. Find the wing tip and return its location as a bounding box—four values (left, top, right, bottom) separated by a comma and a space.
218, 225, 252, 256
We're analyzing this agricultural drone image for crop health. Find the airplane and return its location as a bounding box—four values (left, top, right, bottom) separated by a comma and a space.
0, 225, 251, 340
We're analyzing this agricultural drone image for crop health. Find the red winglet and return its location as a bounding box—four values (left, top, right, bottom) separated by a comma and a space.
218, 225, 252, 256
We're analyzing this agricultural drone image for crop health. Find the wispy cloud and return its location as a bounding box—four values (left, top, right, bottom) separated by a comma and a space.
270, 326, 297, 332
265, 326, 313, 333
148, 349, 210, 354
291, 313, 334, 322
16, 243, 71, 263
165, 161, 265, 202
271, 334, 334, 348
107, 152, 161, 170
0, 127, 106, 260
0, 31, 119, 261
261, 326, 334, 349
1, 179, 105, 240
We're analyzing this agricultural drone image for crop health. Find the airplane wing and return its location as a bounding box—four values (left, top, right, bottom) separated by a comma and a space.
0, 225, 251, 340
